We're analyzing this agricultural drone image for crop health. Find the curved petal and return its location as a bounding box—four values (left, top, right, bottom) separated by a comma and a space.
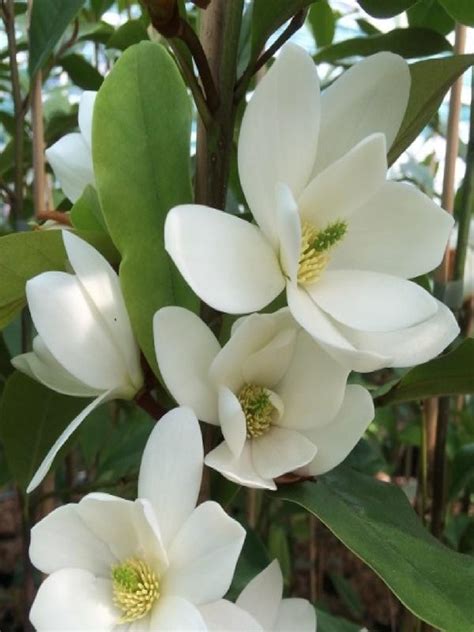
165, 501, 245, 604
30, 569, 117, 631
301, 385, 374, 476
243, 327, 297, 388
276, 330, 349, 430
26, 272, 129, 392
63, 232, 143, 391
313, 52, 410, 175
275, 182, 301, 281
27, 390, 112, 493
209, 313, 277, 393
251, 427, 317, 480
238, 43, 320, 244
287, 283, 388, 372
299, 133, 387, 227
236, 560, 283, 630
78, 91, 97, 148
165, 205, 284, 314
138, 407, 203, 549
218, 386, 247, 459
205, 442, 276, 490
328, 181, 454, 278
154, 307, 220, 423
275, 598, 317, 632
46, 133, 94, 203
149, 596, 207, 631
309, 270, 438, 332
340, 300, 459, 369
199, 600, 263, 631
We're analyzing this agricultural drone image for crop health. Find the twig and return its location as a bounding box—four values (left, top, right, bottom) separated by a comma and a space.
134, 389, 166, 420
37, 210, 72, 226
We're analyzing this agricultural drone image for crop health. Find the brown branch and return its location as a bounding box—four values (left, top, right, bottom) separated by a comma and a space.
134, 389, 166, 420
37, 210, 72, 226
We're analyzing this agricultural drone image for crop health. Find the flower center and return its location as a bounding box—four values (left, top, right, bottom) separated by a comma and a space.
238, 384, 275, 439
297, 220, 347, 285
112, 558, 160, 624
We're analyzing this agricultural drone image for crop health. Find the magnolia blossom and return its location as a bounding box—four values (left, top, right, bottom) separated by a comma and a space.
165, 44, 458, 372
29, 407, 254, 631
232, 560, 316, 631
154, 306, 374, 489
12, 232, 143, 493
46, 91, 96, 202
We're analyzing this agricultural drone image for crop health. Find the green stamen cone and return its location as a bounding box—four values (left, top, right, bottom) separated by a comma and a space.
312, 220, 347, 253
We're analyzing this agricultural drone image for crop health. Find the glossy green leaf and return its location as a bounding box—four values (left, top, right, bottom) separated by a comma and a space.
389, 54, 474, 165
314, 28, 451, 63
93, 42, 197, 376
438, 0, 474, 26
70, 185, 106, 233
377, 339, 474, 405
308, 1, 335, 48
106, 20, 149, 51
407, 0, 454, 35
0, 230, 118, 330
29, 0, 85, 77
316, 609, 360, 632
60, 53, 103, 90
0, 372, 88, 491
357, 0, 417, 18
276, 467, 474, 631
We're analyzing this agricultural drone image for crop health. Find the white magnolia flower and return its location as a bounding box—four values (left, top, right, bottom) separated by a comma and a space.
12, 232, 143, 493
165, 44, 458, 372
46, 91, 96, 202
231, 560, 316, 631
29, 407, 252, 631
153, 306, 374, 490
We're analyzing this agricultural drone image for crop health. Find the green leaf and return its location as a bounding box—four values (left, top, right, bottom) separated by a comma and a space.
316, 609, 361, 632
106, 20, 149, 51
357, 0, 417, 18
0, 230, 118, 330
70, 185, 107, 233
93, 42, 197, 376
449, 443, 474, 499
313, 28, 451, 64
275, 467, 474, 631
308, 1, 335, 48
29, 0, 85, 77
438, 0, 474, 26
407, 0, 454, 35
377, 339, 474, 405
60, 53, 103, 90
0, 372, 88, 491
389, 54, 474, 165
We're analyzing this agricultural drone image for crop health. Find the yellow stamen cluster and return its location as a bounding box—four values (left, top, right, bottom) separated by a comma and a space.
297, 220, 347, 285
238, 384, 275, 439
112, 558, 160, 623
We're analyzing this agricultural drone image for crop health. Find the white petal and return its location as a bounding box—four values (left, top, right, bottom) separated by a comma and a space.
276, 330, 349, 430
165, 501, 245, 604
299, 134, 387, 227
328, 181, 455, 278
309, 270, 438, 332
165, 205, 284, 314
313, 52, 410, 175
26, 272, 130, 392
30, 503, 114, 576
30, 569, 116, 631
27, 390, 112, 493
78, 91, 97, 148
340, 300, 459, 369
149, 596, 207, 631
138, 407, 203, 549
301, 385, 374, 476
199, 600, 263, 631
46, 133, 94, 203
287, 283, 387, 372
238, 43, 320, 245
218, 386, 247, 459
275, 182, 301, 281
251, 427, 317, 480
209, 313, 277, 393
153, 307, 220, 424
236, 560, 283, 630
243, 327, 297, 388
275, 598, 317, 632
205, 441, 276, 490
63, 231, 143, 392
